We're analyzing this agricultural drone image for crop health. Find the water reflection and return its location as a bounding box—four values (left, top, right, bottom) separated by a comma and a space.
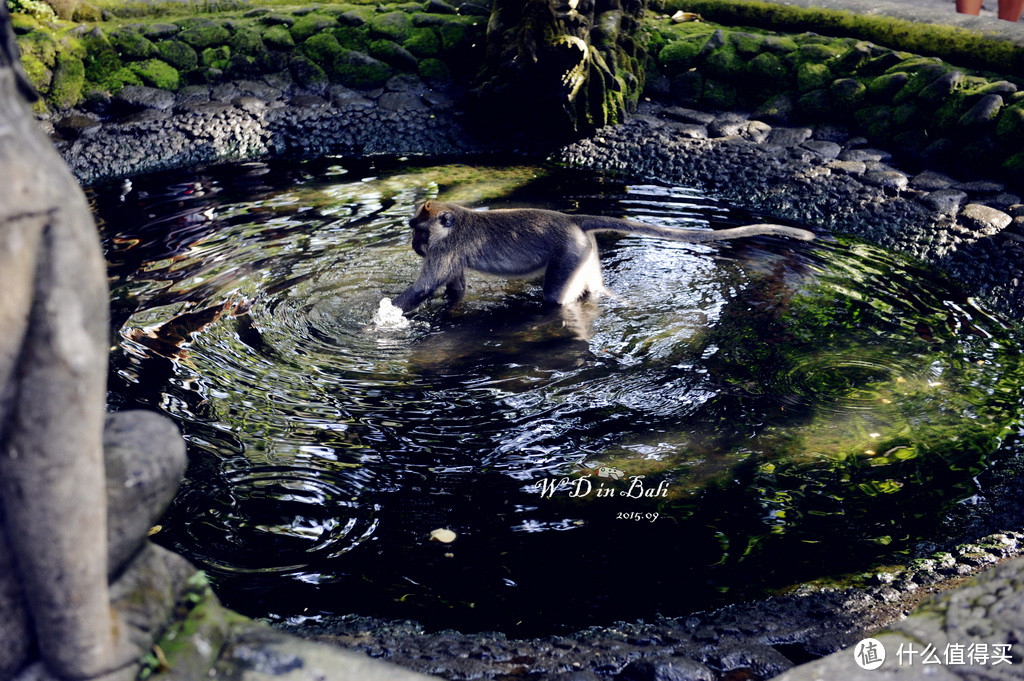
93, 159, 1024, 635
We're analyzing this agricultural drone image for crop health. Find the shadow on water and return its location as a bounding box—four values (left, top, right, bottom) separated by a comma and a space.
91, 158, 1024, 637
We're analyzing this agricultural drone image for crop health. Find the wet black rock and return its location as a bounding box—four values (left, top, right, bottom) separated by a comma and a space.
664, 107, 716, 126
923, 188, 968, 213
617, 658, 715, 681
910, 170, 954, 190
766, 126, 812, 147
113, 86, 175, 113
54, 113, 102, 139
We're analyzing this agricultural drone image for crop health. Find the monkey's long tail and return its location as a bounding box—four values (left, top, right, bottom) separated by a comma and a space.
579, 215, 816, 242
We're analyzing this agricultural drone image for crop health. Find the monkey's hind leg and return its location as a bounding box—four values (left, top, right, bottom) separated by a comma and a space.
543, 247, 607, 305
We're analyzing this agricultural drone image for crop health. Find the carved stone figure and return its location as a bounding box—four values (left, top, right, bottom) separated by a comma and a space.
475, 0, 649, 139
0, 5, 190, 679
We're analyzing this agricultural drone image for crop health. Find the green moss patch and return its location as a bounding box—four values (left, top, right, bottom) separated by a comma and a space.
176, 21, 230, 49
261, 24, 295, 50
48, 52, 85, 109
155, 39, 198, 71
129, 58, 180, 89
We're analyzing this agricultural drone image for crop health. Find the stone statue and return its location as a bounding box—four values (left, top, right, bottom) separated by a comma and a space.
475, 0, 649, 139
0, 4, 191, 679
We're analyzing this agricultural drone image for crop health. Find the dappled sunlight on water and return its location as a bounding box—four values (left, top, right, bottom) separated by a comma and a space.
94, 159, 1024, 635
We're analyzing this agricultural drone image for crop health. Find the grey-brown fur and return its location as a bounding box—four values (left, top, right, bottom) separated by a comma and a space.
393, 200, 815, 311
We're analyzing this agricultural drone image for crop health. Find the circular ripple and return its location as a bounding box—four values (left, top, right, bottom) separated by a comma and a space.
169, 465, 379, 576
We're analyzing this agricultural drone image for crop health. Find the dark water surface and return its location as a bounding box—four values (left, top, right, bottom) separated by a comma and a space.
92, 159, 1024, 636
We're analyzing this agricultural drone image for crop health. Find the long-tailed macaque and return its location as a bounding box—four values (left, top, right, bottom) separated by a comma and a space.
392, 200, 815, 312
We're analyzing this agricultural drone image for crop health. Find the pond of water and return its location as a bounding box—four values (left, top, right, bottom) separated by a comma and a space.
93, 159, 1024, 636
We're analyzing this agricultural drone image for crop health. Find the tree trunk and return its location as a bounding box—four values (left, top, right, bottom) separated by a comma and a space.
475, 0, 649, 140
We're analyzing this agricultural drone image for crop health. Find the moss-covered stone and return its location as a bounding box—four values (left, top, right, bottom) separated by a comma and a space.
82, 30, 122, 83
796, 61, 831, 92
334, 49, 392, 89
260, 12, 295, 27
262, 24, 295, 50
834, 41, 872, 73
155, 39, 198, 71
303, 32, 344, 65
760, 34, 798, 54
892, 101, 925, 129
367, 39, 418, 71
747, 51, 790, 89
701, 77, 739, 109
958, 94, 1003, 127
19, 52, 53, 92
704, 43, 745, 80
18, 29, 58, 68
916, 70, 963, 103
418, 56, 450, 83
129, 58, 180, 90
797, 88, 830, 118
229, 27, 266, 57
71, 1, 101, 22
289, 54, 328, 90
436, 19, 468, 52
792, 42, 843, 65
892, 128, 929, 154
402, 26, 440, 57
830, 77, 866, 110
892, 63, 950, 104
727, 31, 764, 57
1001, 151, 1024, 178
854, 104, 894, 138
368, 11, 413, 42
110, 29, 158, 59
333, 25, 369, 51
10, 12, 39, 34
867, 71, 908, 102
290, 14, 339, 43
177, 22, 230, 50
885, 55, 944, 74
658, 33, 712, 75
200, 45, 231, 70
48, 52, 84, 109
995, 102, 1024, 143
933, 95, 971, 132
105, 65, 143, 91
671, 69, 704, 105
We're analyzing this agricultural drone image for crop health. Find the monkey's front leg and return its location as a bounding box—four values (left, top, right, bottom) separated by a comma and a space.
443, 273, 466, 307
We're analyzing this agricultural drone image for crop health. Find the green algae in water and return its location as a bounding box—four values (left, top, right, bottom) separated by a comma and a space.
94, 158, 1024, 635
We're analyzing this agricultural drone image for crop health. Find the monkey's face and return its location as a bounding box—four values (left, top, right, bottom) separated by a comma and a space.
409, 201, 454, 257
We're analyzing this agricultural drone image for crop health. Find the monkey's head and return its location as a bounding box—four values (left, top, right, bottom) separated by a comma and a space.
409, 200, 457, 257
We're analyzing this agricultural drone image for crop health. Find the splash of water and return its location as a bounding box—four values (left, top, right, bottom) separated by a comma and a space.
371, 297, 410, 329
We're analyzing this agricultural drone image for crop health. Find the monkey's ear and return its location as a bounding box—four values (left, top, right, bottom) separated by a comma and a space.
438, 211, 454, 228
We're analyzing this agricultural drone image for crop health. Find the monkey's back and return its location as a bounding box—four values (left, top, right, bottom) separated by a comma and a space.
457, 208, 592, 277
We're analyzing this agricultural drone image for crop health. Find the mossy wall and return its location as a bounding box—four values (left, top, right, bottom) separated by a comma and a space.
647, 18, 1024, 179
657, 0, 1024, 78
12, 0, 486, 113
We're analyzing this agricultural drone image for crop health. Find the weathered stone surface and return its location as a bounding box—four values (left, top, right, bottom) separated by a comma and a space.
800, 139, 842, 158
618, 657, 716, 681
114, 84, 175, 111
828, 160, 867, 175
959, 94, 1004, 127
767, 126, 813, 147
773, 556, 1024, 681
663, 106, 716, 125
910, 170, 955, 190
922, 189, 968, 214
959, 203, 1012, 235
